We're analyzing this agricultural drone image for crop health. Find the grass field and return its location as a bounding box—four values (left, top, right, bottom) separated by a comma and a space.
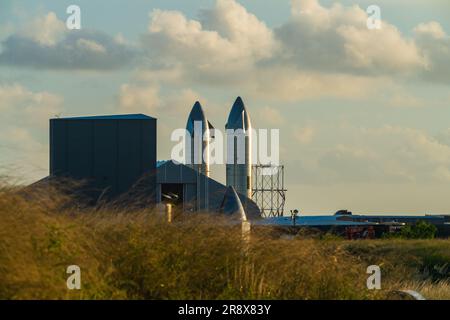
0, 181, 449, 300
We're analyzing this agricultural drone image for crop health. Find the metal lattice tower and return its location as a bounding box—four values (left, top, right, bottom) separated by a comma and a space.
252, 165, 287, 218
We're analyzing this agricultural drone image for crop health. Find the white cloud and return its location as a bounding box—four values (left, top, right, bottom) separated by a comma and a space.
247, 66, 388, 102
414, 21, 446, 39
21, 12, 65, 46
0, 84, 62, 127
200, 0, 277, 61
119, 84, 160, 114
117, 81, 206, 118
277, 0, 425, 74
142, 0, 277, 80
138, 0, 449, 102
2, 1, 450, 97
295, 124, 450, 184
0, 12, 135, 70
76, 38, 107, 53
116, 80, 212, 162
0, 84, 63, 181
414, 21, 450, 83
163, 88, 206, 116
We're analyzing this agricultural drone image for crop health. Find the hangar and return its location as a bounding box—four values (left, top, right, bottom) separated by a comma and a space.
156, 160, 261, 219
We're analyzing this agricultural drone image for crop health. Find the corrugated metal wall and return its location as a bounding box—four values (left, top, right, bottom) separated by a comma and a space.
50, 116, 157, 204
157, 161, 261, 218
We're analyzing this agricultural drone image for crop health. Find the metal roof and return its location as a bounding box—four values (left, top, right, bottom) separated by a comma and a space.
256, 213, 449, 227
157, 160, 170, 168
257, 216, 375, 227
156, 160, 262, 219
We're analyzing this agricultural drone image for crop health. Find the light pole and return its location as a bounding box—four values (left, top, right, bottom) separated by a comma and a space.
290, 209, 299, 227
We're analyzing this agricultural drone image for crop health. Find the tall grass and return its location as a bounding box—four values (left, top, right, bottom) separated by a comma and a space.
404, 281, 450, 300
0, 180, 448, 300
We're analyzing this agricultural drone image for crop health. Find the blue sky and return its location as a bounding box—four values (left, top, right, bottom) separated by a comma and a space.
1, 0, 450, 214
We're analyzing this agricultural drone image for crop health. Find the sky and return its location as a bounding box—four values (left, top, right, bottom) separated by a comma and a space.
1, 0, 450, 214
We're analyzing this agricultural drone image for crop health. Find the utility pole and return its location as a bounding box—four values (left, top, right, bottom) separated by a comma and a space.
290, 209, 299, 227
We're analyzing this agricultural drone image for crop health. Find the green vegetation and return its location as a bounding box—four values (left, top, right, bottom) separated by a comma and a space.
383, 221, 437, 239
0, 180, 449, 300
401, 221, 437, 239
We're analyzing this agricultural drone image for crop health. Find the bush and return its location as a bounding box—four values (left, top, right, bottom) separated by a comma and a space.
399, 221, 437, 239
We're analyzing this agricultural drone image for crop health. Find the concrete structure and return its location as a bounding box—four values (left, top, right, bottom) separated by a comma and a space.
49, 114, 157, 204
185, 101, 213, 177
156, 160, 261, 219
226, 97, 252, 198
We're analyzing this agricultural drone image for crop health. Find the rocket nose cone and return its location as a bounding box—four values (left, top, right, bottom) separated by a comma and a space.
226, 97, 251, 130
232, 97, 245, 112
189, 101, 205, 118
187, 101, 208, 134
192, 101, 202, 112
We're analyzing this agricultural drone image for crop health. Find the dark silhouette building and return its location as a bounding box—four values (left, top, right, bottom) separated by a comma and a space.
49, 114, 157, 204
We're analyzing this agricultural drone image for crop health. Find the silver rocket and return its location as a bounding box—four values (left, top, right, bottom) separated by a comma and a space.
186, 101, 213, 177
226, 97, 252, 199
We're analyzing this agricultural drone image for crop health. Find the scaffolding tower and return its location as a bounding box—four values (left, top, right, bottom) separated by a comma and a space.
252, 164, 287, 218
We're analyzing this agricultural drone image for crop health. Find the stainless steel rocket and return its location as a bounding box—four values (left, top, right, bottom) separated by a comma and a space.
226, 97, 252, 199
186, 101, 212, 177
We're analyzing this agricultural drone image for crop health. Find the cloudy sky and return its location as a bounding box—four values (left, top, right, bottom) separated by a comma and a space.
1, 0, 450, 214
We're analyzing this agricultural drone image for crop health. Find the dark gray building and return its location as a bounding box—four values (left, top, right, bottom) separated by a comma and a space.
49, 114, 157, 204
157, 160, 261, 219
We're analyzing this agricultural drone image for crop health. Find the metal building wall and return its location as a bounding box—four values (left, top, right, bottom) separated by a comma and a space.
50, 115, 157, 204
156, 161, 261, 218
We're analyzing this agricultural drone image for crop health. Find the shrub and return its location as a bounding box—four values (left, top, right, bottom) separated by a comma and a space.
399, 221, 437, 239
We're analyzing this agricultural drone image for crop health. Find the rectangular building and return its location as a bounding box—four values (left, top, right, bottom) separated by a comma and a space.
50, 114, 157, 204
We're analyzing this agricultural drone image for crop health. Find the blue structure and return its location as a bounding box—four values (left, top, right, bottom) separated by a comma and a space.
49, 114, 157, 204
254, 211, 450, 238
258, 212, 450, 227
